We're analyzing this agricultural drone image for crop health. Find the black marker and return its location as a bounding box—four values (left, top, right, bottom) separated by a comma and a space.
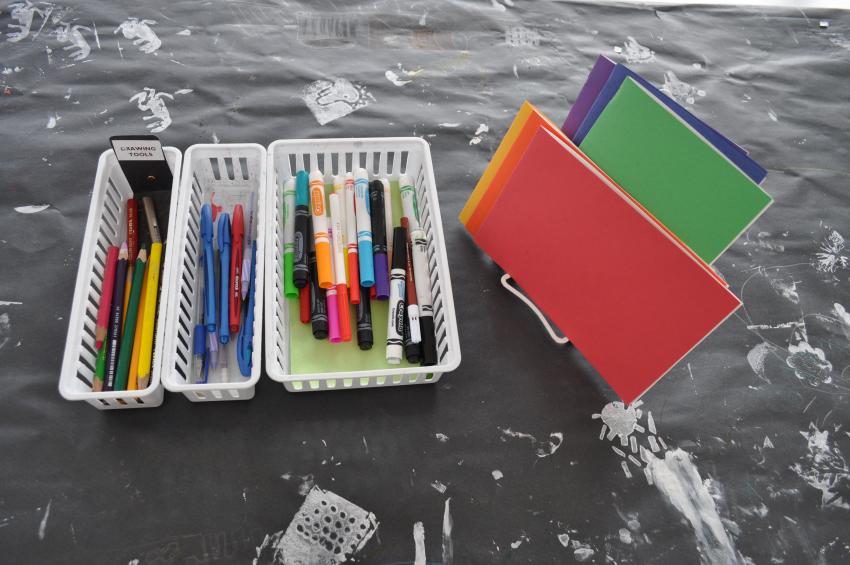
369, 180, 389, 300
293, 170, 311, 288
356, 286, 373, 350
386, 227, 407, 364
308, 217, 328, 339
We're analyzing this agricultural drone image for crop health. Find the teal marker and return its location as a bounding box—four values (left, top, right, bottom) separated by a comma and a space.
354, 167, 375, 287
293, 170, 311, 288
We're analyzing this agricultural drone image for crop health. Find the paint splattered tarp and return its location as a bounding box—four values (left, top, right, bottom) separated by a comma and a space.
2, 0, 850, 563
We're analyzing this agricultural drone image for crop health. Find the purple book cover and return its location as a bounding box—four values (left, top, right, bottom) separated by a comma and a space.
561, 55, 616, 138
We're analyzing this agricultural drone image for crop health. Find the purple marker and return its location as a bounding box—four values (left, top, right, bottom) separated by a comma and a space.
369, 180, 389, 300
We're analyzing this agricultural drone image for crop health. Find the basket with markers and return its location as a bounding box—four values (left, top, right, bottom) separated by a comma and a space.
265, 138, 461, 391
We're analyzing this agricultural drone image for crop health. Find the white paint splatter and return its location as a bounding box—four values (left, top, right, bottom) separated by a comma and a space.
385, 70, 411, 87
764, 436, 774, 449
621, 36, 655, 64
499, 427, 563, 458
128, 560, 139, 565
52, 22, 93, 61
619, 528, 633, 544
786, 341, 832, 387
557, 533, 570, 547
0, 313, 11, 351
489, 0, 507, 11
828, 34, 850, 50
303, 78, 374, 126
212, 132, 220, 144
768, 277, 799, 304
435, 432, 449, 442
130, 88, 174, 132
510, 533, 529, 549
114, 18, 161, 54
38, 500, 52, 541
431, 480, 447, 494
442, 498, 453, 565
647, 449, 751, 565
469, 123, 489, 145
177, 29, 191, 36
814, 230, 848, 273
792, 423, 849, 509
438, 123, 460, 128
253, 486, 378, 565
491, 469, 503, 480
280, 472, 316, 496
46, 114, 59, 129
505, 26, 541, 48
0, 301, 22, 306
573, 546, 595, 562
15, 204, 50, 214
173, 88, 193, 95
413, 522, 426, 565
832, 303, 850, 343
661, 71, 705, 105
768, 109, 779, 122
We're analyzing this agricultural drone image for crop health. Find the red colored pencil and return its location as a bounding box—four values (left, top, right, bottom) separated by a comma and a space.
127, 198, 138, 262
95, 245, 119, 349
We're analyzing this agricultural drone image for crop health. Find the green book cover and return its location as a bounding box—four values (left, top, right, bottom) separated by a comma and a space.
579, 77, 772, 263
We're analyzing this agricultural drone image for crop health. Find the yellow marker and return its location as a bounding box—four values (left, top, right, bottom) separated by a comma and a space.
137, 242, 162, 389
127, 260, 149, 391
310, 169, 333, 289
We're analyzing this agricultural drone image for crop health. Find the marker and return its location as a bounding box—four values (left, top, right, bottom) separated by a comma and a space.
241, 193, 255, 301
230, 204, 244, 333
356, 287, 373, 350
293, 170, 310, 288
386, 227, 407, 364
310, 169, 333, 289
137, 242, 162, 389
354, 168, 374, 287
218, 212, 231, 345
400, 174, 437, 366
114, 248, 147, 391
104, 243, 129, 391
236, 241, 256, 378
401, 219, 422, 364
200, 204, 217, 333
299, 285, 310, 324
95, 245, 119, 349
326, 228, 341, 343
283, 178, 297, 297
308, 218, 328, 339
370, 180, 389, 300
330, 193, 352, 342
381, 178, 393, 270
343, 172, 360, 304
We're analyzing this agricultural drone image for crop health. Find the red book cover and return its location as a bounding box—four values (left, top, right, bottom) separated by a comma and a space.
475, 128, 741, 403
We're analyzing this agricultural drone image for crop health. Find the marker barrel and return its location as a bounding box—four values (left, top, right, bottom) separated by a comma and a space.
370, 180, 390, 299
386, 227, 407, 364
330, 194, 352, 342
299, 285, 311, 324
309, 170, 333, 289
293, 171, 311, 288
283, 179, 297, 297
356, 287, 373, 350
354, 169, 374, 287
308, 220, 328, 340
344, 173, 360, 304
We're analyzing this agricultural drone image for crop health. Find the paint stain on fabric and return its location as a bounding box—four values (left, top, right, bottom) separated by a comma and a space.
791, 423, 849, 509
303, 78, 374, 126
499, 427, 563, 458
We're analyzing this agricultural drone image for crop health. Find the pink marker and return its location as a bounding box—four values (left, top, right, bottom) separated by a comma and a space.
326, 228, 342, 343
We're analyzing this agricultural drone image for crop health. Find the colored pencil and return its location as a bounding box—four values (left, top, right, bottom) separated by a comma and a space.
92, 343, 107, 392
127, 259, 149, 391
137, 242, 162, 389
95, 245, 119, 349
114, 248, 147, 390
103, 243, 129, 391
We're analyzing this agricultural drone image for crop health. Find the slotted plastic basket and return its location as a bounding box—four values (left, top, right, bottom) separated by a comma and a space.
59, 147, 182, 409
160, 144, 266, 402
265, 137, 461, 392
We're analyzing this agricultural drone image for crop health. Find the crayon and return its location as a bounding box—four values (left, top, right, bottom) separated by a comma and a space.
386, 227, 407, 364
343, 172, 361, 304
369, 180, 390, 300
293, 170, 311, 288
95, 245, 119, 349
400, 174, 438, 366
137, 242, 162, 389
283, 178, 297, 298
310, 169, 333, 289
104, 243, 129, 391
354, 168, 374, 287
330, 193, 352, 342
114, 248, 147, 390
356, 287, 373, 350
326, 228, 341, 344
230, 204, 244, 333
308, 218, 329, 339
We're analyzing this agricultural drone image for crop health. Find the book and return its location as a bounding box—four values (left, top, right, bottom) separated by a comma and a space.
561, 55, 616, 139
474, 127, 741, 404
579, 77, 772, 264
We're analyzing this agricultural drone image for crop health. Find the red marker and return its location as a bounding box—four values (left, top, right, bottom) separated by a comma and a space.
229, 204, 244, 333
299, 285, 311, 324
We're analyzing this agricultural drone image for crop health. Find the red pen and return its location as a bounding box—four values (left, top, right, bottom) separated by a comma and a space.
229, 204, 244, 333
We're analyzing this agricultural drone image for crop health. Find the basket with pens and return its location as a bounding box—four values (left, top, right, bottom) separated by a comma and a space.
265, 138, 461, 392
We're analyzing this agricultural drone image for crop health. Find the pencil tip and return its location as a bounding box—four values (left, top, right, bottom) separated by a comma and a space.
137, 248, 148, 261
120, 242, 128, 252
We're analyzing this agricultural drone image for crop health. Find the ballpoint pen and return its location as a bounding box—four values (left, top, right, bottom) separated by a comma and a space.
200, 204, 217, 333
241, 193, 255, 301
194, 252, 207, 384
230, 204, 244, 333
217, 212, 231, 345
237, 240, 257, 377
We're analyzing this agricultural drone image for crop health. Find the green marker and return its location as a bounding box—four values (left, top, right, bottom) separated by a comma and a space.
283, 178, 298, 298
114, 248, 148, 390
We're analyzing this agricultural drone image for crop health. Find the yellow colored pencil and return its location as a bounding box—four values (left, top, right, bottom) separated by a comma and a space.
138, 242, 162, 389
127, 260, 149, 391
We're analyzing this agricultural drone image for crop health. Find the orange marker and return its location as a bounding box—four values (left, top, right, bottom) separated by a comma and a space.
309, 169, 333, 289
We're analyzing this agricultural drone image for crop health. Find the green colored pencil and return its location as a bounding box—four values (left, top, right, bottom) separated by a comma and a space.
93, 344, 107, 392
114, 248, 148, 391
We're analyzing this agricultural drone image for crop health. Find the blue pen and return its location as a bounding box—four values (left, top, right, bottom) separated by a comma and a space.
193, 253, 207, 383
237, 240, 257, 377
200, 204, 217, 333
217, 213, 231, 344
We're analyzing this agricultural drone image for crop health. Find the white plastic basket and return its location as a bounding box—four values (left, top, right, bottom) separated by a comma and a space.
160, 144, 266, 402
265, 137, 461, 392
59, 147, 182, 410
